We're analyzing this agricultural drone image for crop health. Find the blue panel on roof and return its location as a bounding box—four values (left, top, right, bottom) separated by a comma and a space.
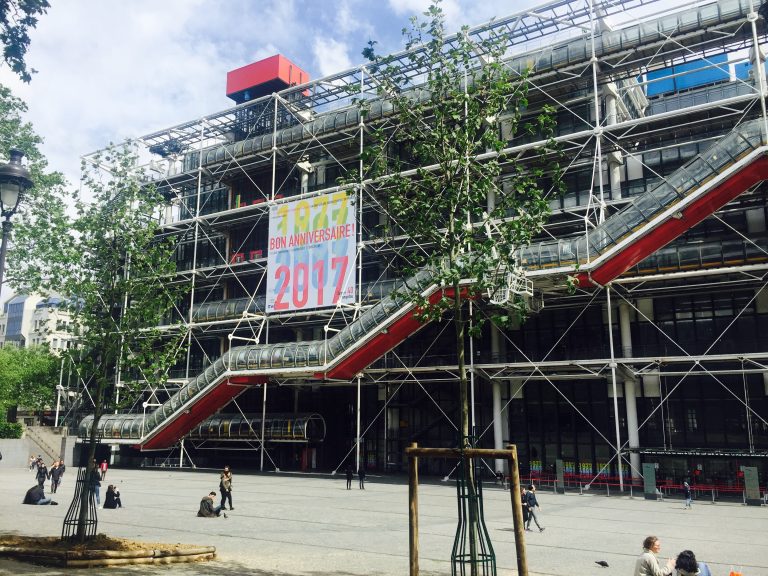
647, 53, 729, 96
646, 67, 675, 96
676, 54, 728, 89
734, 62, 750, 80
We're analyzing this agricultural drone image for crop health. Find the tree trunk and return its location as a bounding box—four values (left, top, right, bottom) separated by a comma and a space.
454, 280, 479, 575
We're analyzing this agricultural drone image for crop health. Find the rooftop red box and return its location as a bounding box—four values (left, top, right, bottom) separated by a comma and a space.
226, 54, 309, 103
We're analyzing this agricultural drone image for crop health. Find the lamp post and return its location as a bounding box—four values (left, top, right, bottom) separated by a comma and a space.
0, 149, 32, 290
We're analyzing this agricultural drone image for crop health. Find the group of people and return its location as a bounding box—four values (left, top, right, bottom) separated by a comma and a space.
520, 484, 545, 532
23, 456, 122, 509
344, 465, 366, 490
635, 536, 711, 576
198, 465, 233, 518
28, 455, 66, 493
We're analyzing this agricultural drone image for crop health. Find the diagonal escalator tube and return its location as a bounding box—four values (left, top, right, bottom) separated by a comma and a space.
79, 268, 437, 445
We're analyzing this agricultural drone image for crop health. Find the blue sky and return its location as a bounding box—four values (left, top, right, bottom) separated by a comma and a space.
0, 0, 538, 186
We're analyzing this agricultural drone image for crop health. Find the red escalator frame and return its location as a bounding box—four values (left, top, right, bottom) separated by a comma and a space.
323, 288, 448, 380
576, 156, 768, 287
140, 375, 267, 450
138, 290, 447, 448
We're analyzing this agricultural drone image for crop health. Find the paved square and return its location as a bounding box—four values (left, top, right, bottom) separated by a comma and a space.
0, 466, 765, 575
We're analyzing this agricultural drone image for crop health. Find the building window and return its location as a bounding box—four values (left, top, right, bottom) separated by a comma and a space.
686, 408, 698, 432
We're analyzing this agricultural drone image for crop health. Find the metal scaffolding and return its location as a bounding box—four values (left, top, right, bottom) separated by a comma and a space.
73, 0, 768, 482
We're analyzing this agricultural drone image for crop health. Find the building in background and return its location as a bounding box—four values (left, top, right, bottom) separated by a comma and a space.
74, 0, 768, 488
0, 294, 73, 351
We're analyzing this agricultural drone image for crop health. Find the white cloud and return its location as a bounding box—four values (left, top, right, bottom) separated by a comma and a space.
0, 0, 565, 192
313, 38, 353, 77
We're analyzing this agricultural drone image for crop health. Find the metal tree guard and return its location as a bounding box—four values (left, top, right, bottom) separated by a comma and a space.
451, 452, 496, 576
406, 443, 527, 576
61, 466, 98, 541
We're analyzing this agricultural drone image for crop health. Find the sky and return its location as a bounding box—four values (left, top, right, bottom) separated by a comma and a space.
0, 0, 539, 188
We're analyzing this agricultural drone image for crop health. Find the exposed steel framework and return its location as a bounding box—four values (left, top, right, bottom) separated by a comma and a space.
72, 0, 768, 482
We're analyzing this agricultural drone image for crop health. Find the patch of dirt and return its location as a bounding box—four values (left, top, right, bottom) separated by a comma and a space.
0, 534, 201, 553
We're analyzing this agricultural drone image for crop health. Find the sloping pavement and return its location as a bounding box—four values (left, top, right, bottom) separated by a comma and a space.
0, 466, 765, 575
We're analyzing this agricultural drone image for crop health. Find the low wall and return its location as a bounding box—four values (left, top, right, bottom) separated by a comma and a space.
0, 438, 35, 468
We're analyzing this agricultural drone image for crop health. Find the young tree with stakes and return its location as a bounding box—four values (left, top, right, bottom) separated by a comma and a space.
10, 143, 186, 541
359, 3, 562, 572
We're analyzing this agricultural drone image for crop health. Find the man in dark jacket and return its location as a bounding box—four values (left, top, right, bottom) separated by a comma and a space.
198, 492, 225, 517
50, 461, 63, 493
23, 485, 56, 505
525, 484, 545, 532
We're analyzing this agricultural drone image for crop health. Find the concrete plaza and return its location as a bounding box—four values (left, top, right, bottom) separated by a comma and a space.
0, 465, 765, 575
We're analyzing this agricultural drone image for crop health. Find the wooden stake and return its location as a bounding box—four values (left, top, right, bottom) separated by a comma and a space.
409, 442, 419, 576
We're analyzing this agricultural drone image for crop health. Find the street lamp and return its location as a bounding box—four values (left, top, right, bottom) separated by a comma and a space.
0, 149, 32, 290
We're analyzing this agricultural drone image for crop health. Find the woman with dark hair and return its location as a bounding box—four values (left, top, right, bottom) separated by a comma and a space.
674, 550, 711, 576
220, 466, 233, 511
633, 536, 674, 576
103, 485, 122, 509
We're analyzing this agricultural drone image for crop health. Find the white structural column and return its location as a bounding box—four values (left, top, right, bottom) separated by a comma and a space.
260, 382, 268, 471
356, 375, 362, 473
603, 83, 623, 199
486, 186, 505, 473
605, 288, 624, 491
619, 301, 641, 479
491, 325, 505, 474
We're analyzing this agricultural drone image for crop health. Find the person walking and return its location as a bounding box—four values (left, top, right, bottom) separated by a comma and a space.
219, 465, 233, 511
49, 461, 63, 494
57, 459, 66, 488
89, 460, 102, 507
520, 486, 530, 527
345, 464, 354, 490
524, 484, 545, 532
634, 535, 674, 576
35, 459, 48, 489
358, 466, 366, 490
99, 459, 108, 481
682, 482, 692, 509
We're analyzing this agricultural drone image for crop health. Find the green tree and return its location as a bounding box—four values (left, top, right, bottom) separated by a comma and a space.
0, 85, 66, 429
11, 143, 186, 541
0, 0, 50, 82
360, 3, 561, 571
0, 85, 67, 291
0, 344, 58, 422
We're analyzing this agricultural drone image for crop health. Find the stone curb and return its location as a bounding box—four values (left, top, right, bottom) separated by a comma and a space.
0, 545, 216, 567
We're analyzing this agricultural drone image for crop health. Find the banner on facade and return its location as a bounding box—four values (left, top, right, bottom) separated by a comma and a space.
266, 192, 356, 313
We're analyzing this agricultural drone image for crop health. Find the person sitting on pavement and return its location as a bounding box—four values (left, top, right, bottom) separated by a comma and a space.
23, 485, 57, 505
198, 491, 226, 517
634, 535, 674, 576
103, 485, 122, 509
674, 549, 712, 576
